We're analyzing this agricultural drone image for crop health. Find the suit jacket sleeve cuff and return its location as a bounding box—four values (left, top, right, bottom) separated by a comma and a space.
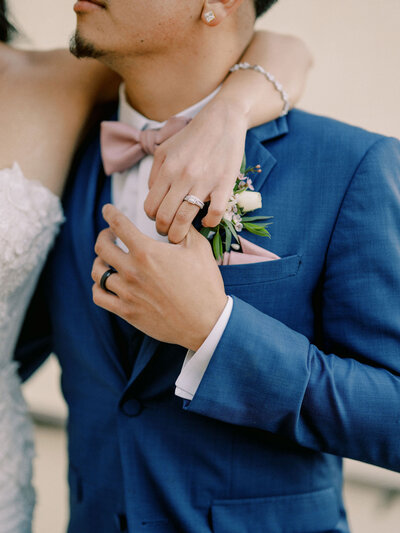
175, 296, 233, 400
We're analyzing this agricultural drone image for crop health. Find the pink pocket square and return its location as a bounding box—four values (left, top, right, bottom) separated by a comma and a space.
219, 236, 280, 265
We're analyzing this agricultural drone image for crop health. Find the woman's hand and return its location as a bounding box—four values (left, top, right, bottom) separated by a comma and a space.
144, 30, 312, 244
144, 98, 247, 244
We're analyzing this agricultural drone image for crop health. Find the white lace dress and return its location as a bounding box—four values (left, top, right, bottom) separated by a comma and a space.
0, 164, 64, 532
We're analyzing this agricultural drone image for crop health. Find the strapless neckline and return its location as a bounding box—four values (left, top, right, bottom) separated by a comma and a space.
0, 163, 64, 533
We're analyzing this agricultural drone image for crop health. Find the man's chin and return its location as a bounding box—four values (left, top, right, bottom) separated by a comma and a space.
69, 30, 106, 59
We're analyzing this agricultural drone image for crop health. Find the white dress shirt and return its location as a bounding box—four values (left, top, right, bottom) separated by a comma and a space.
112, 85, 232, 401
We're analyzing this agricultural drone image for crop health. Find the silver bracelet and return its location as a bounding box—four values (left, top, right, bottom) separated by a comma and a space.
229, 62, 290, 117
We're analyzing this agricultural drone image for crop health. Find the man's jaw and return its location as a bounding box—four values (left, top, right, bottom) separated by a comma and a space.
71, 0, 109, 59
70, 30, 107, 59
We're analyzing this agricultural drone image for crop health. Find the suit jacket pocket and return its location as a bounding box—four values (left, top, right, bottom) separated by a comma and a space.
220, 254, 301, 287
210, 487, 340, 533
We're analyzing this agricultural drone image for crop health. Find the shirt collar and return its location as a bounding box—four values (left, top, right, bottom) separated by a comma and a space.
118, 83, 221, 130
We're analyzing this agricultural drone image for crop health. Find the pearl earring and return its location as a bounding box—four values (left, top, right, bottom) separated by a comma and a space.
204, 10, 216, 24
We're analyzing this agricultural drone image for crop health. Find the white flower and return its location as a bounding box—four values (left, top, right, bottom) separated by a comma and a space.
223, 211, 233, 222
236, 191, 262, 213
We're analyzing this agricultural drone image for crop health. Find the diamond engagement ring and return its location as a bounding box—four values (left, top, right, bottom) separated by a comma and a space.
183, 194, 205, 209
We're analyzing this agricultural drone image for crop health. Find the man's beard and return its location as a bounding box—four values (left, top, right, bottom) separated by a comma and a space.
70, 30, 106, 59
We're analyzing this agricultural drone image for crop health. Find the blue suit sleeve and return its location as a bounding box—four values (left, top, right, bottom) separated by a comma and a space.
185, 137, 400, 472
14, 270, 53, 381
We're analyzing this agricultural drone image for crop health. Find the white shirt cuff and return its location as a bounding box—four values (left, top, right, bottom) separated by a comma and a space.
175, 296, 233, 400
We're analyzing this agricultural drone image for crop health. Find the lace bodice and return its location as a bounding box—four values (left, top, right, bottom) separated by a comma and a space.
0, 164, 64, 361
0, 164, 64, 532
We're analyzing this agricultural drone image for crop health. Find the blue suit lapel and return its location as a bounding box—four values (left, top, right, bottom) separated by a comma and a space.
126, 335, 160, 388
125, 116, 289, 388
245, 115, 288, 193
68, 131, 127, 383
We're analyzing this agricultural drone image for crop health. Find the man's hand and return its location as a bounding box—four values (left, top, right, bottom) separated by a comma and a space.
92, 204, 228, 351
143, 99, 247, 244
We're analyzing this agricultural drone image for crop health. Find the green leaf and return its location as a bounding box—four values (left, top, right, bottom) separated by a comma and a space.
200, 227, 212, 239
248, 228, 271, 237
243, 222, 267, 230
241, 216, 273, 222
240, 152, 247, 174
257, 222, 273, 228
212, 230, 223, 260
224, 228, 232, 253
223, 219, 240, 243
243, 222, 271, 238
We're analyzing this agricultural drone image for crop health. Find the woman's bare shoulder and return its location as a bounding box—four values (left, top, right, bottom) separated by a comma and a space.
1, 45, 118, 101
0, 46, 117, 193
0, 42, 27, 72
7, 48, 103, 91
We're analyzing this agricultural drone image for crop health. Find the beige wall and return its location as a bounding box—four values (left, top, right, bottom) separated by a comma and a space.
9, 0, 400, 139
258, 0, 400, 138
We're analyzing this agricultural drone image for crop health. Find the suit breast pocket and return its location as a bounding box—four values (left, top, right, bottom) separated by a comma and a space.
220, 254, 301, 287
220, 254, 302, 317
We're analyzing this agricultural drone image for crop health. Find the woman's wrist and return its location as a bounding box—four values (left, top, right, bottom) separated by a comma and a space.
230, 62, 290, 117
212, 76, 254, 129
210, 94, 250, 134
218, 66, 285, 128
214, 31, 312, 129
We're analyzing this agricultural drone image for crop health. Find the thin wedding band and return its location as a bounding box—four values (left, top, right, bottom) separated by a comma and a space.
100, 267, 117, 293
183, 194, 205, 209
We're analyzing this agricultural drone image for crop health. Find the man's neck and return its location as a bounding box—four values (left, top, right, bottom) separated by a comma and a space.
108, 34, 248, 122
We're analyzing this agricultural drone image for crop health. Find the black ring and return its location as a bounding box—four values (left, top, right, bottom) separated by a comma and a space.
100, 267, 117, 293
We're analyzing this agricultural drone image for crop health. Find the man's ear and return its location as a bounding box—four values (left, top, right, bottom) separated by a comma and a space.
201, 0, 245, 27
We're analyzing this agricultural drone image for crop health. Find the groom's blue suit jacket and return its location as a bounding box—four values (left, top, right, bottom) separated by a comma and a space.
16, 108, 400, 533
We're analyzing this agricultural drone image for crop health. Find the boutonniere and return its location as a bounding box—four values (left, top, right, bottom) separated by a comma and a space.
201, 155, 273, 261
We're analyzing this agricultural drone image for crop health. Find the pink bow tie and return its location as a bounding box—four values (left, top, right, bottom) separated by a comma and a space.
100, 116, 190, 175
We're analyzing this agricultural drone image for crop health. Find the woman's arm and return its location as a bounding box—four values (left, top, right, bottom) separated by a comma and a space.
86, 30, 311, 120
0, 30, 311, 207
216, 30, 312, 127
145, 30, 313, 242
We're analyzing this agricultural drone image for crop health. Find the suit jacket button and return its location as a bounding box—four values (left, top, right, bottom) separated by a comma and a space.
121, 397, 143, 417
